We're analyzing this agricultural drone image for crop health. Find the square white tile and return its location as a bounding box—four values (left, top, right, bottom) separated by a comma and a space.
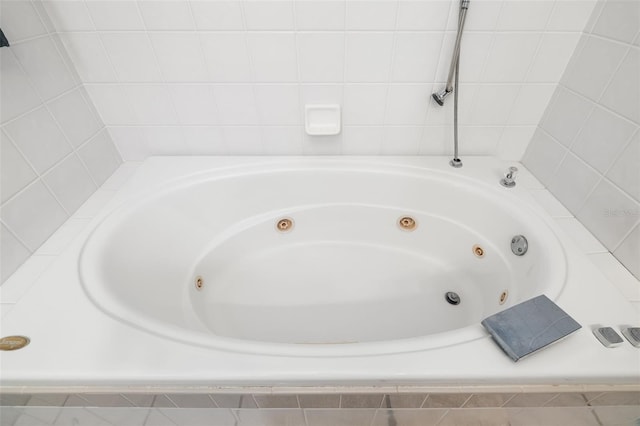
0, 224, 32, 284
78, 130, 122, 186
508, 85, 555, 126
541, 87, 594, 148
0, 0, 47, 42
577, 180, 640, 250
183, 127, 228, 155
345, 33, 394, 83
43, 1, 94, 32
343, 85, 388, 125
100, 33, 162, 83
213, 85, 259, 125
522, 129, 567, 187
600, 48, 640, 123
297, 33, 345, 83
125, 85, 179, 125
200, 33, 252, 82
11, 36, 76, 100
0, 130, 37, 203
346, 1, 397, 30
496, 127, 536, 161
295, 0, 345, 31
248, 33, 298, 82
59, 33, 117, 83
572, 105, 637, 174
614, 224, 640, 280
391, 33, 443, 83
547, 153, 601, 214
606, 131, 640, 202
562, 36, 628, 101
0, 180, 69, 251
86, 1, 145, 31
527, 34, 582, 83
4, 107, 72, 174
254, 85, 301, 126
138, 0, 195, 30
481, 33, 541, 83
243, 0, 294, 30
150, 34, 208, 82
191, 1, 244, 30
384, 85, 430, 125
85, 84, 137, 125
0, 50, 42, 123
396, 1, 452, 31
262, 127, 303, 155
168, 85, 219, 126
47, 88, 102, 148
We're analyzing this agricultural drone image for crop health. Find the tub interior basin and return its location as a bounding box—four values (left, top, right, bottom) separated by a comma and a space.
191, 205, 507, 344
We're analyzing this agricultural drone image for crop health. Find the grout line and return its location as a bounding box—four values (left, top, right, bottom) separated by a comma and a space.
2, 32, 50, 46
292, 0, 306, 155
77, 81, 567, 87
610, 216, 640, 254
434, 408, 451, 426
140, 4, 187, 158
162, 395, 179, 408
238, 0, 264, 155
594, 45, 633, 105
379, 0, 402, 154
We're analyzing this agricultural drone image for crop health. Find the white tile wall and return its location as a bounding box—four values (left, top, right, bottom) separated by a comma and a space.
27, 0, 594, 161
0, 0, 121, 283
524, 0, 640, 279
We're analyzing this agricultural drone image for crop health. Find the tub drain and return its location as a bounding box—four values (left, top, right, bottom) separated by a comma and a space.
445, 292, 461, 305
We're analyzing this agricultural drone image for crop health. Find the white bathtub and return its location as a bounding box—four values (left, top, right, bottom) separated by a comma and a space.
1, 157, 638, 386
80, 159, 566, 356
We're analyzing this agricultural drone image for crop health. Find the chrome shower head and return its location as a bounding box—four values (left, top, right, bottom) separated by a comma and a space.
431, 88, 451, 106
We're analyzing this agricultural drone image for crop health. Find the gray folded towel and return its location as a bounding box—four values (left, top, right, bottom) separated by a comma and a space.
481, 294, 581, 362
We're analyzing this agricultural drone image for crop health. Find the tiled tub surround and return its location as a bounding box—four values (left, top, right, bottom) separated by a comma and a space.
0, 0, 122, 282
1, 388, 639, 425
523, 0, 640, 279
0, 157, 638, 383
40, 0, 597, 159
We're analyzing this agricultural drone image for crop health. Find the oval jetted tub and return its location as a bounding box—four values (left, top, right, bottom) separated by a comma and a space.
79, 159, 567, 357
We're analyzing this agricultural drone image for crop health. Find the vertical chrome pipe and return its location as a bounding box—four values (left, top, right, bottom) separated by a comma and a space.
450, 49, 462, 168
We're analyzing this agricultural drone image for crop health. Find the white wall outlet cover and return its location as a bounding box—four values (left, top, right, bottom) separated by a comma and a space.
305, 105, 341, 136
